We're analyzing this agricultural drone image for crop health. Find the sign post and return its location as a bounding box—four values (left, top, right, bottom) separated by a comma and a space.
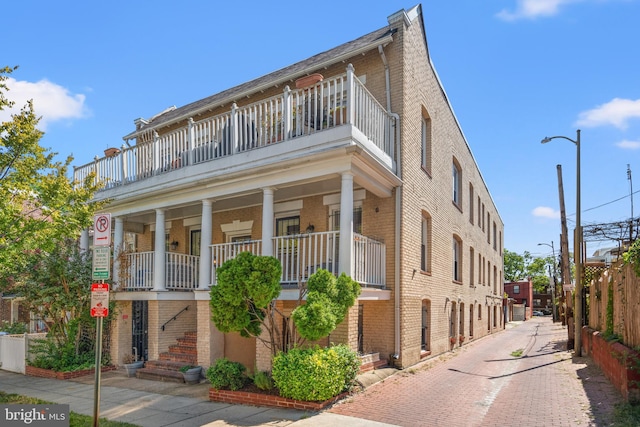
91, 214, 111, 427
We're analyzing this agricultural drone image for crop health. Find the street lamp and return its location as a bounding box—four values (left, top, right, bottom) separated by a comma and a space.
538, 241, 558, 322
541, 130, 582, 356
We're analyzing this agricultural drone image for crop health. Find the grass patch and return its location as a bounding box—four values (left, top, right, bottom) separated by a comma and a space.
510, 349, 524, 357
613, 402, 640, 426
0, 391, 139, 427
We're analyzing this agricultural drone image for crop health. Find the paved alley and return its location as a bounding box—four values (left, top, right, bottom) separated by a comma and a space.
329, 318, 622, 426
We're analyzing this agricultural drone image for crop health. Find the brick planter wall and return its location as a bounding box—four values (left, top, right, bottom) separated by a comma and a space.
582, 326, 640, 402
26, 365, 116, 380
209, 388, 347, 411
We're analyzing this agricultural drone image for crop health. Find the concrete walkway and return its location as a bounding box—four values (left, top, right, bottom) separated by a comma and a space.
0, 319, 623, 426
0, 364, 398, 426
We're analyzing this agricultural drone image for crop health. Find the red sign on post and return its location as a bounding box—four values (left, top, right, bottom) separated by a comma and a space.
90, 283, 110, 317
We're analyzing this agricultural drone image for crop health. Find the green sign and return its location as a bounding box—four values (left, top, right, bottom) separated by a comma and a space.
92, 246, 111, 280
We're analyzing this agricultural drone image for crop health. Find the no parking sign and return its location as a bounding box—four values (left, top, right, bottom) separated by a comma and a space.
90, 283, 109, 317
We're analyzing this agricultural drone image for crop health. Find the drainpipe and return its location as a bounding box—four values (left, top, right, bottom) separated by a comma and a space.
379, 43, 402, 364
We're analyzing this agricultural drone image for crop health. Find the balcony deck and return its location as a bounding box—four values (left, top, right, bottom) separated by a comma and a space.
74, 67, 396, 190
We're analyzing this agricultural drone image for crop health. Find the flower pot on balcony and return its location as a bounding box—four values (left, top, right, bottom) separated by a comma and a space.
104, 147, 121, 157
295, 73, 323, 89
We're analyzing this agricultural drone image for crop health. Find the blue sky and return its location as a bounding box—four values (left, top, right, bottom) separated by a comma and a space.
3, 0, 640, 259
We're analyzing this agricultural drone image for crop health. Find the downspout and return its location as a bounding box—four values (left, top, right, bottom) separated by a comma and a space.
379, 43, 402, 364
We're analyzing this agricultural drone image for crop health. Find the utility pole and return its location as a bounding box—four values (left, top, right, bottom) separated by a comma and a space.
557, 164, 574, 348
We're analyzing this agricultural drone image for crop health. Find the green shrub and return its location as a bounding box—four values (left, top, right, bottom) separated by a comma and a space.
271, 344, 360, 401
0, 321, 27, 334
206, 358, 247, 390
252, 370, 274, 391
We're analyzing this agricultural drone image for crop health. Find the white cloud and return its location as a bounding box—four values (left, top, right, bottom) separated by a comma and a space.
616, 139, 640, 149
532, 206, 560, 219
0, 77, 89, 131
575, 98, 640, 129
496, 0, 584, 21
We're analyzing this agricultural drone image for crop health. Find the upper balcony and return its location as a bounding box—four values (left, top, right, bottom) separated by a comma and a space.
74, 66, 397, 191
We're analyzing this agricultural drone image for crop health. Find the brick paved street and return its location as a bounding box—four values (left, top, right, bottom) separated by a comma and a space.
329, 318, 622, 426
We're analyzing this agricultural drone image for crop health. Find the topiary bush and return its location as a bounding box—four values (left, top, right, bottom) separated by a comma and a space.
271, 344, 360, 401
206, 358, 247, 391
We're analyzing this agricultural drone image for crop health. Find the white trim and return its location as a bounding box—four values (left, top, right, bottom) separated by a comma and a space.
150, 221, 171, 231
274, 200, 303, 213
323, 189, 365, 206
183, 217, 201, 227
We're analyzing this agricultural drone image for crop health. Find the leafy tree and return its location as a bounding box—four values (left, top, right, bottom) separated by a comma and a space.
291, 269, 360, 341
504, 249, 527, 282
209, 252, 361, 357
209, 252, 283, 354
0, 65, 102, 287
504, 248, 556, 293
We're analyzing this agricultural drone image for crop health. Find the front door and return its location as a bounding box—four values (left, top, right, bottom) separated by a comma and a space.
132, 300, 148, 361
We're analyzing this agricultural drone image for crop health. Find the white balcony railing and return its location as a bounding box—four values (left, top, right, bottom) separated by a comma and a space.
74, 65, 396, 190
209, 231, 384, 288
118, 232, 385, 291
121, 251, 199, 291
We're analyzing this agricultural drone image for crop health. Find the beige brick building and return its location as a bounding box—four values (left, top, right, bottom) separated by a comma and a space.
76, 4, 503, 371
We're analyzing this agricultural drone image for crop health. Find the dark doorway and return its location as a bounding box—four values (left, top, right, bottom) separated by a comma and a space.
132, 301, 148, 361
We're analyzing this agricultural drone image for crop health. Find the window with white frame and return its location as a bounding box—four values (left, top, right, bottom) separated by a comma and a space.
453, 235, 462, 282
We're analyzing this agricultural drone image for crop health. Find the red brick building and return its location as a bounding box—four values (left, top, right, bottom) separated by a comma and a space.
504, 280, 534, 320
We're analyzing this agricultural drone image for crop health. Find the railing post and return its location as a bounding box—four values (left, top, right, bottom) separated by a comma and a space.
188, 118, 195, 166
346, 64, 355, 125
120, 144, 127, 185
93, 156, 99, 188
283, 86, 292, 141
231, 103, 238, 153
153, 131, 160, 173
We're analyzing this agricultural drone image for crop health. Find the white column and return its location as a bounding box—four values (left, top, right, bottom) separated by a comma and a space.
199, 200, 213, 289
79, 229, 90, 253
261, 188, 274, 256
339, 173, 354, 276
153, 209, 167, 291
113, 217, 124, 289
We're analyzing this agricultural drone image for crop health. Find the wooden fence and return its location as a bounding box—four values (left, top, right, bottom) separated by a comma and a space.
587, 262, 640, 348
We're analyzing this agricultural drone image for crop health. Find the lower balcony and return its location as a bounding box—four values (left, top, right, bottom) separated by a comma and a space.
118, 231, 385, 291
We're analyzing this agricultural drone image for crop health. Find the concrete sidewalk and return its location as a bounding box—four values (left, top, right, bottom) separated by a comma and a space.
0, 366, 399, 426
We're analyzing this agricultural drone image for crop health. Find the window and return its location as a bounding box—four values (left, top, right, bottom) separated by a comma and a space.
493, 265, 498, 295
421, 213, 431, 272
421, 300, 430, 351
190, 229, 201, 256
478, 253, 482, 285
477, 196, 481, 228
330, 206, 362, 233
469, 305, 474, 337
514, 285, 520, 294
469, 247, 475, 286
487, 213, 491, 244
493, 222, 497, 251
469, 184, 474, 224
453, 235, 462, 282
421, 112, 432, 175
452, 159, 462, 208
482, 204, 485, 232
276, 216, 300, 236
